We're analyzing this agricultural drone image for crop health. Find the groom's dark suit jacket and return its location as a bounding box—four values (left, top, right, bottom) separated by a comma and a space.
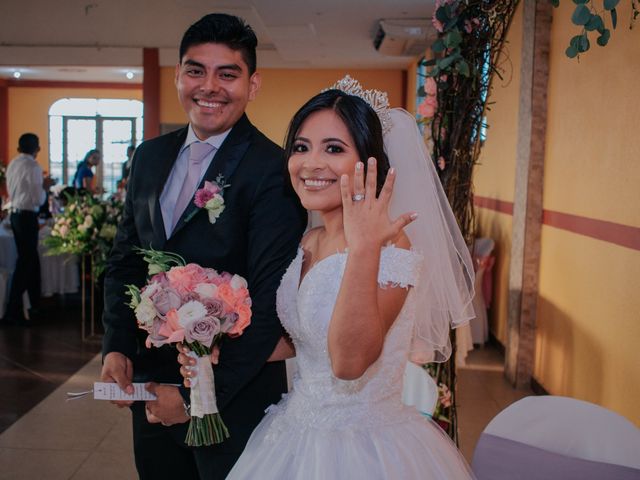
102, 114, 306, 448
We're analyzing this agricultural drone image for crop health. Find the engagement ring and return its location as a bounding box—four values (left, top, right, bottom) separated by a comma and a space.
352, 194, 365, 202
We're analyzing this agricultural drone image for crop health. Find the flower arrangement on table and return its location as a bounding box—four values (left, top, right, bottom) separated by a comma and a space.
125, 248, 251, 446
43, 193, 123, 277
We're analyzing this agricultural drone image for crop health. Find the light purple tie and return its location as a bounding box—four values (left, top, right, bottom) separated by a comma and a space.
171, 141, 215, 231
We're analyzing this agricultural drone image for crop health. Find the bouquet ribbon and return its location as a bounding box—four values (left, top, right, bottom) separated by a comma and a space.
187, 352, 219, 417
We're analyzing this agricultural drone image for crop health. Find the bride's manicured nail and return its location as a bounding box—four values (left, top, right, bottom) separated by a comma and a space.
410, 213, 418, 220
389, 167, 395, 175
368, 157, 375, 165
356, 162, 363, 170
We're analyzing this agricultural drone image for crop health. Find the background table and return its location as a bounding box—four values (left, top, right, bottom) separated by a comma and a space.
0, 220, 79, 317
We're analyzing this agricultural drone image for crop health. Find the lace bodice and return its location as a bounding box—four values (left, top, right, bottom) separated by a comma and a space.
267, 245, 423, 436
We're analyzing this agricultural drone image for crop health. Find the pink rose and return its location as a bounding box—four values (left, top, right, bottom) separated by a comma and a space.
150, 272, 170, 287
227, 304, 251, 338
217, 283, 237, 308
194, 181, 222, 208
157, 308, 184, 344
167, 263, 208, 295
184, 316, 220, 347
418, 100, 436, 119
425, 77, 437, 96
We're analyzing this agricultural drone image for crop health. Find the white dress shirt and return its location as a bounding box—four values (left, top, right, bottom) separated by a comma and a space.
159, 125, 231, 238
6, 153, 46, 212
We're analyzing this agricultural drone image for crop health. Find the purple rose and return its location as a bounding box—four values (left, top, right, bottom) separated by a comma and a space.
203, 298, 225, 318
220, 312, 238, 334
150, 287, 182, 316
184, 316, 221, 347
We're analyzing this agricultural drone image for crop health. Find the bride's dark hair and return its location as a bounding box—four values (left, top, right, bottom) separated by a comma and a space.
284, 90, 390, 195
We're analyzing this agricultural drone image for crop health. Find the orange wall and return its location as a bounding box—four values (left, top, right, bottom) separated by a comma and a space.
535, 0, 640, 424
473, 2, 523, 344
159, 67, 406, 145
7, 86, 142, 171
473, 1, 639, 425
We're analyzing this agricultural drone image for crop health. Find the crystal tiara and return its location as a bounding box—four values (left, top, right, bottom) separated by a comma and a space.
322, 75, 392, 134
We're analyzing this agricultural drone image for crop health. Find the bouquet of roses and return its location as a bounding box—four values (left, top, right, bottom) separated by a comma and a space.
125, 248, 251, 446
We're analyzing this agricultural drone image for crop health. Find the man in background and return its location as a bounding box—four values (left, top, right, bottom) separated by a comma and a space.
3, 133, 53, 325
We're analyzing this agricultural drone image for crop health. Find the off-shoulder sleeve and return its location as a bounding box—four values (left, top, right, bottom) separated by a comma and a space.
377, 245, 423, 288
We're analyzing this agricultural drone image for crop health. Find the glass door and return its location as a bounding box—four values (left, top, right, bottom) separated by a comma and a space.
101, 118, 135, 194
63, 118, 97, 187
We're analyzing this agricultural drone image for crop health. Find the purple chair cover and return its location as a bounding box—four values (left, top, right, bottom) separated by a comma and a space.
472, 433, 640, 480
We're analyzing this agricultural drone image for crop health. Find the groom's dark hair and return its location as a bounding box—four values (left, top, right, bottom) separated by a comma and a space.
284, 90, 390, 196
179, 13, 258, 74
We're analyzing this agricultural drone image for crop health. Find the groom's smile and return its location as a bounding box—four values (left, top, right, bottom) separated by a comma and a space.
175, 42, 261, 140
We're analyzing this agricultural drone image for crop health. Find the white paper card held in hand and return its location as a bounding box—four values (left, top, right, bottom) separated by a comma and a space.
93, 382, 157, 401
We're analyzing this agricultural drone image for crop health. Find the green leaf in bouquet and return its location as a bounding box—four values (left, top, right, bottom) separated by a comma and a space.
133, 246, 186, 276
125, 284, 141, 309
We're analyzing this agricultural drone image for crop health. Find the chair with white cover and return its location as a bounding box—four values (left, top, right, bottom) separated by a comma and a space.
401, 361, 438, 417
470, 237, 494, 345
472, 395, 640, 480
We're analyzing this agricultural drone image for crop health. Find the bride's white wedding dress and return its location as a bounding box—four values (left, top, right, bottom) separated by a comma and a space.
227, 245, 474, 479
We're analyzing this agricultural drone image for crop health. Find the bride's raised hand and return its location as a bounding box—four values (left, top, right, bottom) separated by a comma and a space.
340, 157, 416, 250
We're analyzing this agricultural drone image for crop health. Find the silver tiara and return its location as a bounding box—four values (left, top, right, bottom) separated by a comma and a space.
322, 75, 392, 134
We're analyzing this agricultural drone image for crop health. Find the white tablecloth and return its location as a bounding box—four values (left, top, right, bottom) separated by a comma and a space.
0, 222, 79, 317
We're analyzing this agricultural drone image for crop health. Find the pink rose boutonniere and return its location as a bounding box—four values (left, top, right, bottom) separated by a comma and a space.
193, 174, 229, 224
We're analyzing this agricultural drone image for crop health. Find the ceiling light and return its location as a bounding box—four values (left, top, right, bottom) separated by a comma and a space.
126, 71, 134, 80
13, 71, 21, 79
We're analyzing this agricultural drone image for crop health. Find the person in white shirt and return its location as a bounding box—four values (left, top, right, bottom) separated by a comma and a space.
3, 133, 52, 325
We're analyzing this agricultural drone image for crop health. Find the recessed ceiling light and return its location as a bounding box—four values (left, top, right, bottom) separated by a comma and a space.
13, 71, 21, 79
126, 71, 134, 80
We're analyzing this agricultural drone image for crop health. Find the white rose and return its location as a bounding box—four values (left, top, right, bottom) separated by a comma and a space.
194, 283, 218, 299
205, 194, 225, 223
84, 215, 94, 227
135, 297, 157, 329
140, 282, 161, 301
177, 300, 208, 328
230, 274, 248, 291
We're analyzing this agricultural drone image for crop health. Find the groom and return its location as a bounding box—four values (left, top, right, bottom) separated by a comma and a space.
101, 13, 306, 480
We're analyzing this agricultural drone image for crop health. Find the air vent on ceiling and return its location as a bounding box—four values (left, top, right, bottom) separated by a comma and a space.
373, 19, 431, 56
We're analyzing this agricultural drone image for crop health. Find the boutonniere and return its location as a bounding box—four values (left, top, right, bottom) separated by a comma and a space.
191, 174, 230, 224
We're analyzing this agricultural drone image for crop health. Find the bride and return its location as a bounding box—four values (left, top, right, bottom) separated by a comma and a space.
179, 77, 476, 479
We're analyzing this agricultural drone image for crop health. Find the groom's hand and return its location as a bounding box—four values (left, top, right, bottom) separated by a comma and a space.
144, 383, 189, 426
101, 352, 134, 408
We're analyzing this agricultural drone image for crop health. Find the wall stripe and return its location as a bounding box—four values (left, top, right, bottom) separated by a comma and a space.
474, 195, 514, 215
474, 195, 640, 251
6, 79, 142, 90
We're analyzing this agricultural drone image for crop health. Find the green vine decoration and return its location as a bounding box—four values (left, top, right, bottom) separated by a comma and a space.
550, 0, 638, 58
417, 0, 521, 443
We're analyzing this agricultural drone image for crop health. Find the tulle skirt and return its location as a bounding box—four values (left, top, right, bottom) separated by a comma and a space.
226, 405, 475, 479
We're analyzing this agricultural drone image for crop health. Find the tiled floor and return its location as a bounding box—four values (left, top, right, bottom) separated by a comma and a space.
457, 346, 534, 461
0, 293, 103, 434
0, 295, 534, 479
